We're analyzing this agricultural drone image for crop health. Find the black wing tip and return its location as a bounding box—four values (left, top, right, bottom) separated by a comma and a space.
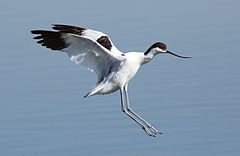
51, 23, 73, 28
51, 23, 68, 30
31, 30, 55, 35
31, 30, 37, 34
50, 24, 113, 51
31, 30, 44, 34
31, 30, 55, 40
31, 24, 86, 37
31, 29, 68, 51
51, 24, 86, 35
31, 30, 43, 39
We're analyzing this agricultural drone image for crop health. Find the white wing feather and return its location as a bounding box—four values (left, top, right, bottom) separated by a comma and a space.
31, 24, 125, 83
61, 34, 124, 82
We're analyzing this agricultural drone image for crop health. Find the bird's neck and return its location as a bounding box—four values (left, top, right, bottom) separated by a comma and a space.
142, 50, 158, 64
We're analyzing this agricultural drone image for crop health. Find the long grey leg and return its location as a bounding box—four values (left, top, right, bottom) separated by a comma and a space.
120, 88, 148, 132
123, 84, 161, 135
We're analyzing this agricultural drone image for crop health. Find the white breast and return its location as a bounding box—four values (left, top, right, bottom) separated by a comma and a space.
114, 52, 143, 86
86, 52, 144, 96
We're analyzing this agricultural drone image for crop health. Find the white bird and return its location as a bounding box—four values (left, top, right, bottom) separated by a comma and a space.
31, 24, 190, 137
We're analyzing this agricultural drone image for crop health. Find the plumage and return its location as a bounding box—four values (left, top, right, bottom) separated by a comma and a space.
31, 24, 190, 137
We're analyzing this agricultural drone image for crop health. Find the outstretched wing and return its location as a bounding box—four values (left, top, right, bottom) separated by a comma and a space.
31, 24, 125, 83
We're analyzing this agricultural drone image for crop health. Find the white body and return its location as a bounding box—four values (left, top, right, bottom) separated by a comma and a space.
88, 52, 143, 96
31, 24, 189, 137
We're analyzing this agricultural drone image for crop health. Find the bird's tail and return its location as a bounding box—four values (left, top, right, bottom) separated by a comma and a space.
83, 92, 96, 98
83, 85, 103, 98
83, 92, 91, 98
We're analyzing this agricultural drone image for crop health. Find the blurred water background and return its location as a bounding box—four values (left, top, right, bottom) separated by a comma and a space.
0, 0, 240, 156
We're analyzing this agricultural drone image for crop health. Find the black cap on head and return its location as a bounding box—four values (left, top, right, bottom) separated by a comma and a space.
144, 42, 167, 55
144, 42, 191, 58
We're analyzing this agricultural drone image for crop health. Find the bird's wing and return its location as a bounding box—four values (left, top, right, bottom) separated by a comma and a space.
31, 24, 125, 83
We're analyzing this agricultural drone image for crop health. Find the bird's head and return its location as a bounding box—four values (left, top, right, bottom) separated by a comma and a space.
144, 42, 191, 58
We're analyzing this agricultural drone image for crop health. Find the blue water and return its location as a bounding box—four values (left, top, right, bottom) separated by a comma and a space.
1, 0, 240, 156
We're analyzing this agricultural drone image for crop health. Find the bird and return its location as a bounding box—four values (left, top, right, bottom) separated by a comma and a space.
31, 24, 190, 137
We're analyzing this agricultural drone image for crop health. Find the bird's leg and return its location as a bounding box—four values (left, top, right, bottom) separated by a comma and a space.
120, 88, 156, 137
120, 88, 144, 127
123, 84, 161, 135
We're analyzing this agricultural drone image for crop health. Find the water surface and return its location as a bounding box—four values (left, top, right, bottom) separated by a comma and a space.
0, 0, 240, 156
